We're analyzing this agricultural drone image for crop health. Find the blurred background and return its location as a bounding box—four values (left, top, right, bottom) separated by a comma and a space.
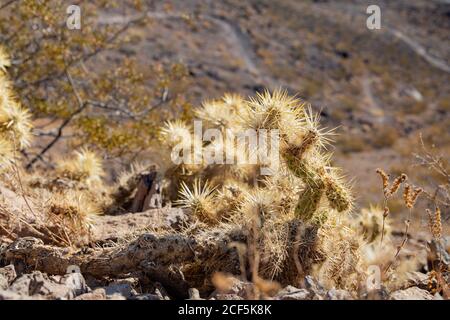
1, 0, 449, 231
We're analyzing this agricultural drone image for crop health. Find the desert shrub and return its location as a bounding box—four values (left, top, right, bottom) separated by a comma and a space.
407, 101, 427, 114
0, 45, 102, 245
437, 97, 450, 112
370, 126, 398, 149
45, 189, 99, 236
338, 95, 359, 112
56, 148, 104, 187
301, 78, 322, 99
337, 134, 367, 153
0, 1, 191, 168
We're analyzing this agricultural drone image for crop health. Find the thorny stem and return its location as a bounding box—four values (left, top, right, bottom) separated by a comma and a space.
380, 197, 388, 245
249, 212, 261, 299
23, 14, 156, 169
0, 0, 18, 11
25, 69, 88, 170
384, 219, 410, 274
11, 133, 37, 218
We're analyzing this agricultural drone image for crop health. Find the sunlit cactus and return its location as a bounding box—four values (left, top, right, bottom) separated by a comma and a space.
0, 46, 11, 71
159, 89, 354, 280
177, 179, 218, 224
56, 148, 104, 187
0, 47, 32, 171
161, 89, 353, 223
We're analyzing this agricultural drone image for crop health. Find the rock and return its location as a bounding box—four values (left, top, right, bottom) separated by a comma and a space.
390, 287, 434, 300
104, 278, 138, 299
0, 275, 7, 290
107, 293, 127, 300
213, 294, 244, 300
91, 207, 188, 243
433, 293, 444, 300
188, 288, 203, 300
74, 288, 106, 300
6, 237, 44, 251
154, 287, 170, 300
275, 285, 311, 300
8, 271, 85, 299
9, 272, 58, 298
131, 293, 162, 300
0, 264, 17, 286
428, 238, 450, 268
326, 288, 353, 300
304, 276, 326, 299
404, 271, 429, 290
60, 272, 89, 296
364, 287, 389, 300
209, 277, 253, 300
0, 289, 33, 300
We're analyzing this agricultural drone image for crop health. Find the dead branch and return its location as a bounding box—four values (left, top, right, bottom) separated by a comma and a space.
26, 70, 88, 170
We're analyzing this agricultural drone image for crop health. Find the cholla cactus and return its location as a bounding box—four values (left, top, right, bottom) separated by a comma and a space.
56, 148, 104, 187
0, 47, 32, 172
177, 179, 217, 223
47, 189, 99, 230
160, 89, 354, 220
0, 46, 11, 72
243, 90, 352, 222
0, 136, 14, 171
160, 89, 355, 281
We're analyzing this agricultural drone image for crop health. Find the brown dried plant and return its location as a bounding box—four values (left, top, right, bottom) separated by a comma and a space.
376, 169, 408, 244
376, 168, 425, 276
426, 207, 442, 240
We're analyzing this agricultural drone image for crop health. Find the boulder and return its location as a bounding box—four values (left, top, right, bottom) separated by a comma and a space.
0, 274, 7, 290
103, 278, 139, 299
8, 270, 88, 299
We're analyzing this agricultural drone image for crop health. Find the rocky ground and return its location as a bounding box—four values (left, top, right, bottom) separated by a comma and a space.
1, 204, 448, 300
0, 263, 443, 300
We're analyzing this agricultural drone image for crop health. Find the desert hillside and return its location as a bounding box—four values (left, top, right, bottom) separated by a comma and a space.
0, 0, 448, 301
